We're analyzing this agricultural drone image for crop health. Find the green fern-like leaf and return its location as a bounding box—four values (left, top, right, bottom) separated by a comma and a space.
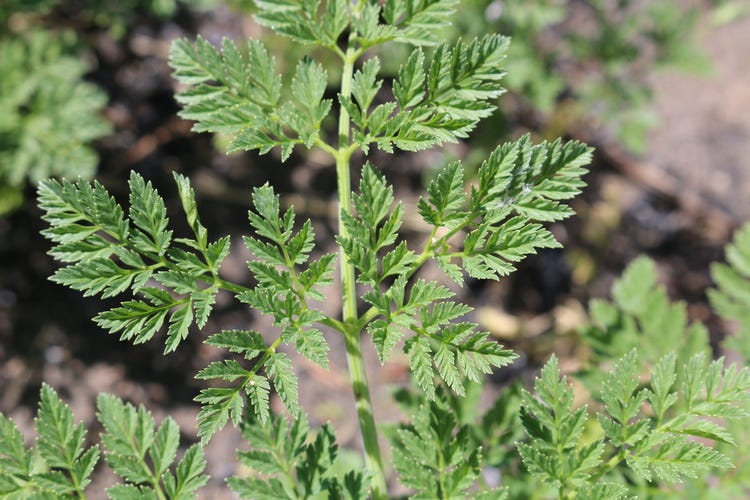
709, 222, 750, 360
340, 166, 517, 396
339, 163, 413, 286
161, 445, 208, 500
0, 385, 97, 499
518, 356, 603, 490
352, 134, 591, 398
0, 413, 35, 497
194, 386, 247, 444
97, 393, 208, 498
519, 347, 750, 495
0, 385, 204, 499
204, 329, 267, 358
192, 184, 336, 442
266, 352, 300, 415
240, 185, 334, 367
0, 29, 110, 214
359, 34, 509, 153
39, 172, 231, 353
35, 384, 99, 496
170, 37, 331, 160
610, 351, 749, 483
383, 0, 459, 47
417, 135, 591, 283
583, 256, 710, 366
254, 0, 349, 48
391, 394, 506, 499
229, 413, 368, 499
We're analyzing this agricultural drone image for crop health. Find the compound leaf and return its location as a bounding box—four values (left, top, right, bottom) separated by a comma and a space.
39, 173, 230, 354
266, 353, 299, 415
171, 36, 330, 159
709, 222, 750, 359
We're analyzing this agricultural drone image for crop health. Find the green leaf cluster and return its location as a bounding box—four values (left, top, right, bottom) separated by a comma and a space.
342, 33, 509, 153
427, 251, 738, 498
391, 394, 508, 499
38, 171, 231, 353
515, 254, 750, 498
0, 384, 206, 499
193, 184, 336, 443
240, 185, 336, 370
97, 394, 208, 499
194, 331, 267, 444
517, 355, 606, 495
253, 0, 458, 49
334, 134, 590, 401
0, 29, 110, 214
0, 384, 98, 499
519, 350, 750, 497
418, 134, 591, 282
337, 163, 515, 399
709, 222, 750, 360
228, 413, 367, 499
170, 36, 331, 161
253, 0, 350, 48
171, 1, 509, 159
395, 378, 526, 475
582, 256, 710, 368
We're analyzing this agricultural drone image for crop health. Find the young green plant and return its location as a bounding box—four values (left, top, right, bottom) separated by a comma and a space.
28, 1, 589, 496
1, 1, 749, 497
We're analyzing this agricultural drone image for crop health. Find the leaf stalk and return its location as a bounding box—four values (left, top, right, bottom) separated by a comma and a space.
336, 46, 388, 500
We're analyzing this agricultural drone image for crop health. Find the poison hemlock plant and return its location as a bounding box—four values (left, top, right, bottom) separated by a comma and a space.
581, 255, 711, 370
517, 349, 750, 498
1, 0, 748, 498
0, 6, 111, 215
386, 255, 750, 499
709, 222, 750, 361
0, 383, 207, 499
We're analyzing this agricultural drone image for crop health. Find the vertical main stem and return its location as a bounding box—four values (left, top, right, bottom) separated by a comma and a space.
336, 47, 388, 500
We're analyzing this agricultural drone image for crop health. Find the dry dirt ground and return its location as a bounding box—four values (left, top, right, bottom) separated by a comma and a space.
646, 12, 750, 222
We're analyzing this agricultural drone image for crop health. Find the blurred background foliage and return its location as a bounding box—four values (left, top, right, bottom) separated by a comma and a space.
451, 0, 709, 154
0, 2, 109, 214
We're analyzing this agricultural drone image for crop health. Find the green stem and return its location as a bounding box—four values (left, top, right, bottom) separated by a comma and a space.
588, 448, 626, 483
64, 465, 87, 500
214, 276, 347, 333
437, 446, 447, 499
152, 481, 167, 500
214, 277, 251, 295
136, 454, 166, 500
336, 47, 388, 500
355, 227, 439, 331
355, 228, 439, 331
